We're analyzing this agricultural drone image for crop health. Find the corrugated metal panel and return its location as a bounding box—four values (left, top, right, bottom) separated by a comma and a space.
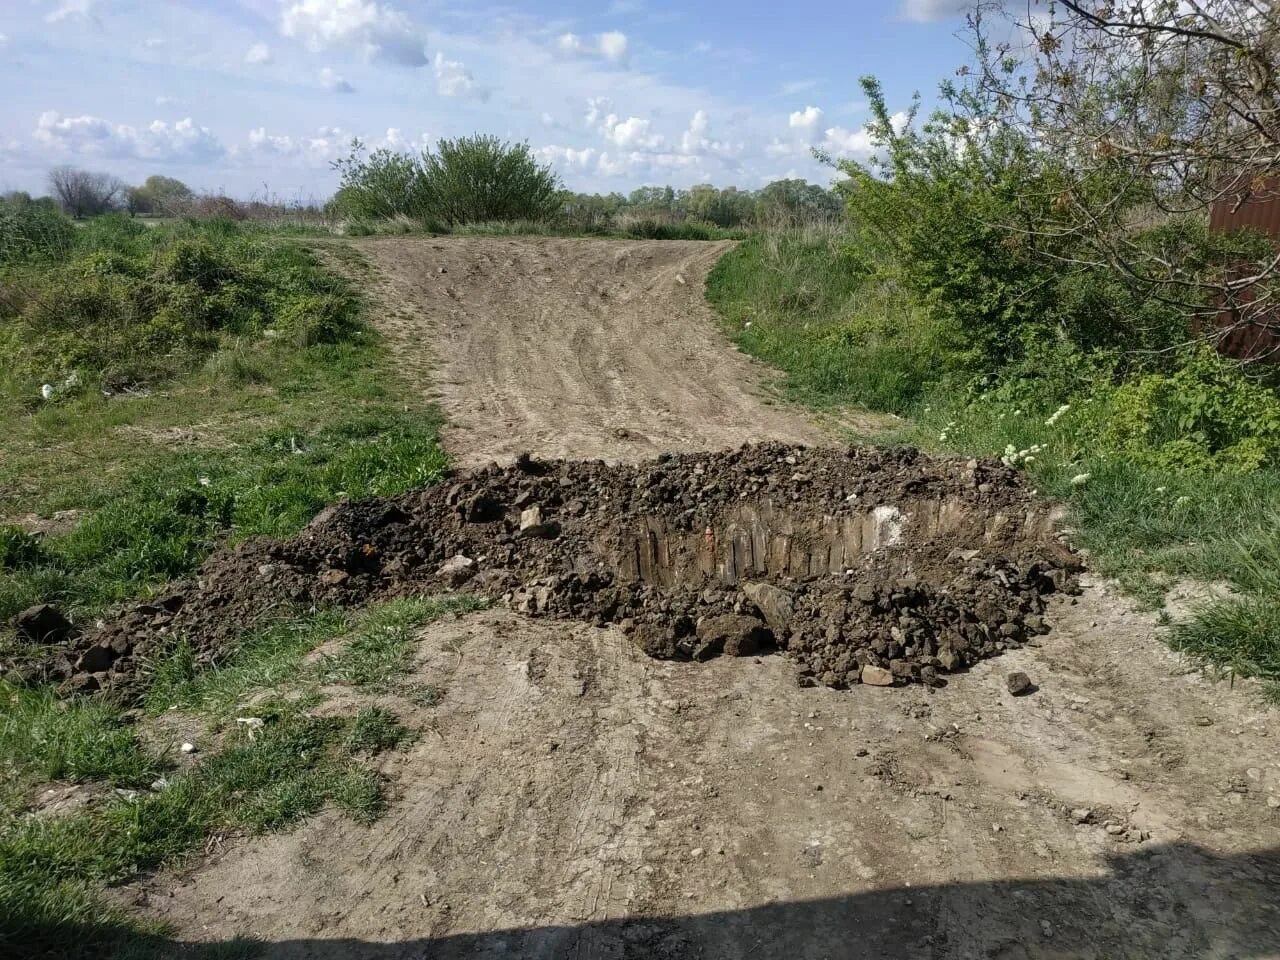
1209, 179, 1280, 237
1208, 180, 1280, 362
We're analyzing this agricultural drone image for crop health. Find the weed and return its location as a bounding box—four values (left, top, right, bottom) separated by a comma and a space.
346, 707, 412, 754
0, 702, 392, 958
318, 596, 486, 690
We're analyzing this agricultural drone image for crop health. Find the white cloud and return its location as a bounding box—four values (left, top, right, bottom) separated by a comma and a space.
281, 0, 427, 67
245, 42, 272, 65
34, 112, 224, 163
598, 31, 629, 64
155, 95, 183, 107
556, 30, 629, 65
900, 0, 972, 22
536, 144, 598, 171
0, 33, 8, 48
319, 66, 355, 93
600, 114, 662, 150
143, 37, 165, 50
46, 0, 94, 24
245, 124, 349, 165
433, 52, 488, 100
820, 111, 908, 158
765, 138, 798, 159
788, 105, 824, 138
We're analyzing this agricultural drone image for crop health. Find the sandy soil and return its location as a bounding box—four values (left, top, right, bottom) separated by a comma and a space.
127, 238, 1279, 958
349, 236, 850, 466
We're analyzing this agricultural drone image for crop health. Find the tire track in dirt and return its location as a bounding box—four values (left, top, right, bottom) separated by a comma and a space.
352, 236, 837, 465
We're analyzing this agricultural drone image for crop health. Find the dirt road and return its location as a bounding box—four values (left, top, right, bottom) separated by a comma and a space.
353, 236, 837, 465
134, 238, 1279, 958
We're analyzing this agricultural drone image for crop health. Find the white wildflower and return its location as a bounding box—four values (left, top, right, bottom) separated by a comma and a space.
40, 384, 54, 401
1070, 473, 1091, 486
1154, 486, 1167, 494
1174, 495, 1190, 507
1045, 403, 1071, 427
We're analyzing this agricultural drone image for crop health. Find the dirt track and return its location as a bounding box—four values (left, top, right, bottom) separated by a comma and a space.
354, 236, 839, 465
133, 238, 1280, 958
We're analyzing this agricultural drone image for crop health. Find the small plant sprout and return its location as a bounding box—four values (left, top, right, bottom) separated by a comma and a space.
1045, 404, 1070, 427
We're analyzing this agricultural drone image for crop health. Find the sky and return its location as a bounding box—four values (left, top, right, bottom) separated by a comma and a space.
0, 0, 980, 201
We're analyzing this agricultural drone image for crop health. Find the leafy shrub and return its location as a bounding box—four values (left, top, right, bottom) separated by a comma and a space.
0, 219, 358, 387
331, 135, 561, 226
1083, 350, 1280, 472
0, 196, 74, 266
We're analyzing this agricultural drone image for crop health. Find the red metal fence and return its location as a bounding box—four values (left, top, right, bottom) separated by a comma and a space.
1209, 184, 1280, 361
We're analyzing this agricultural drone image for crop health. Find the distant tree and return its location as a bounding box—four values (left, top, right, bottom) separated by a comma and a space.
757, 179, 842, 226
126, 175, 194, 216
48, 166, 125, 218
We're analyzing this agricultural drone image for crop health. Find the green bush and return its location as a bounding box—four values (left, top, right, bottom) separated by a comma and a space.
0, 219, 359, 388
0, 196, 74, 266
1083, 349, 1280, 472
331, 135, 562, 226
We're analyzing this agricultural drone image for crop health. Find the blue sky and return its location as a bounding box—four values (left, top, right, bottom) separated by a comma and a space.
0, 0, 977, 200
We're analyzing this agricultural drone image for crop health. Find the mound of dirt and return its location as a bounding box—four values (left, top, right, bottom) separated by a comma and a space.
7, 443, 1080, 698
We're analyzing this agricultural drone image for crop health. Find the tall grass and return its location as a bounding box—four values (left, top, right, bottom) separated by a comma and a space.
706, 227, 974, 413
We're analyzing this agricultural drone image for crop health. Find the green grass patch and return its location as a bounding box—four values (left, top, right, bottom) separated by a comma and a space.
0, 701, 386, 958
706, 229, 975, 414
0, 683, 159, 816
346, 707, 413, 755
318, 595, 486, 690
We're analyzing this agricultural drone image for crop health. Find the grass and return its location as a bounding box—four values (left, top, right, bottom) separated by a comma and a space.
317, 595, 487, 691
0, 240, 447, 627
706, 228, 1280, 688
0, 683, 159, 815
705, 227, 974, 413
0, 699, 388, 958
0, 215, 474, 955
2, 588, 470, 957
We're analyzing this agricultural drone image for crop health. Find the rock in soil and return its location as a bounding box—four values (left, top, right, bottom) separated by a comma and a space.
5, 443, 1079, 700
1006, 671, 1036, 696
14, 604, 74, 645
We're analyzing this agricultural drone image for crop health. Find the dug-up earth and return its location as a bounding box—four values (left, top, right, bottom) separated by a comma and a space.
83, 239, 1280, 956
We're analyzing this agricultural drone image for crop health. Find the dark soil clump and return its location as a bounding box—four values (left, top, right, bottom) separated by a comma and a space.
4, 444, 1080, 698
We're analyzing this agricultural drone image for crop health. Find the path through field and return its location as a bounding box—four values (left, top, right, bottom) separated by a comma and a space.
133, 238, 1280, 959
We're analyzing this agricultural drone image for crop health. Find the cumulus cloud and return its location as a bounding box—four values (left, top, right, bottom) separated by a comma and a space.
245, 124, 350, 164
599, 114, 662, 150
34, 111, 224, 162
900, 0, 972, 22
536, 144, 598, 171
46, 0, 94, 24
788, 105, 824, 139
820, 111, 909, 158
245, 42, 272, 65
557, 30, 629, 64
319, 66, 355, 93
433, 52, 488, 100
281, 0, 427, 67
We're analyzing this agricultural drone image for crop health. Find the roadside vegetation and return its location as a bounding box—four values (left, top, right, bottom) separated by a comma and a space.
711, 5, 1280, 691
0, 170, 481, 956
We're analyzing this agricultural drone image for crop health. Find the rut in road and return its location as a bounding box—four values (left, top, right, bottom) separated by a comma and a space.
355, 236, 842, 465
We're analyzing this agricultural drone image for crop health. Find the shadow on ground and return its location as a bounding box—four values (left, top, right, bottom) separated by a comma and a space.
10, 841, 1280, 959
